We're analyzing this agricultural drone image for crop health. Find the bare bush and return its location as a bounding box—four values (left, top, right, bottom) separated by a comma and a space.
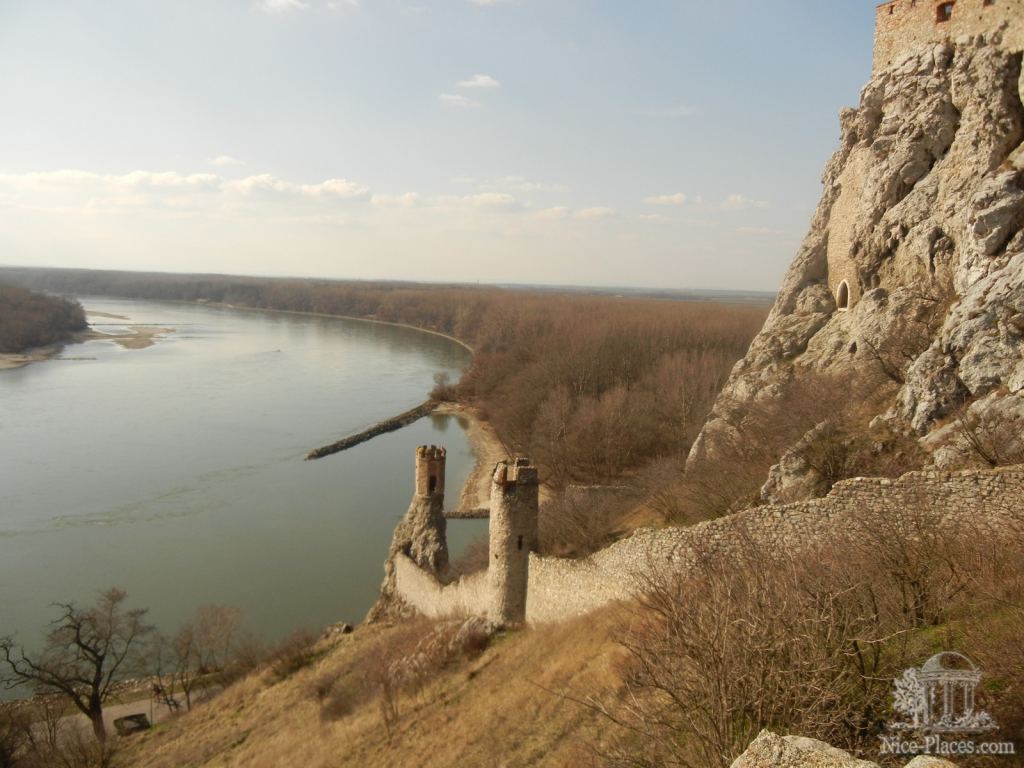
953, 405, 1024, 468
591, 545, 909, 768
429, 371, 459, 402
0, 588, 152, 744
266, 630, 320, 683
539, 488, 639, 558
586, 513, 1020, 768
679, 368, 914, 520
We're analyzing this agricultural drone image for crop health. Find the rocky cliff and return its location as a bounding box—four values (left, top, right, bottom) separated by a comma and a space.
689, 29, 1024, 496
731, 731, 957, 768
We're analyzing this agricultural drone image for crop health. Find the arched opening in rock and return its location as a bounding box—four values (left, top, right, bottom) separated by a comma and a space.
936, 2, 955, 22
837, 280, 850, 311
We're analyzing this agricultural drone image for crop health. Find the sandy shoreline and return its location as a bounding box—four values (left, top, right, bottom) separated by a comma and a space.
0, 325, 171, 371
434, 402, 508, 511
434, 402, 551, 510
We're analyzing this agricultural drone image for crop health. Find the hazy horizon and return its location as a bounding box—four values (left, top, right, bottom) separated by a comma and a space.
0, 1, 876, 292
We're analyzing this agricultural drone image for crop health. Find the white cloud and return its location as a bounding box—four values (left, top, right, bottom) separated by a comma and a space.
496, 175, 566, 193
303, 178, 370, 198
210, 155, 244, 168
450, 176, 477, 185
257, 0, 308, 12
722, 193, 769, 211
458, 74, 500, 89
643, 192, 687, 206
372, 192, 420, 207
461, 192, 518, 209
574, 206, 615, 220
0, 169, 371, 218
439, 93, 478, 109
326, 0, 360, 9
535, 206, 570, 220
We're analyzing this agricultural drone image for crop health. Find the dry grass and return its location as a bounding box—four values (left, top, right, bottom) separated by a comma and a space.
114, 609, 624, 768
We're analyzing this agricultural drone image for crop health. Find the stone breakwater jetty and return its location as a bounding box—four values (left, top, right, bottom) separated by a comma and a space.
305, 399, 438, 460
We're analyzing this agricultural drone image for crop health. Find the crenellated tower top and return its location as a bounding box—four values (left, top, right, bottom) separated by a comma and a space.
414, 445, 446, 498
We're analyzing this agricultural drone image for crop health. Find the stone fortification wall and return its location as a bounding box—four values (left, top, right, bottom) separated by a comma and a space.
393, 555, 491, 619
873, 0, 1022, 71
392, 467, 1024, 625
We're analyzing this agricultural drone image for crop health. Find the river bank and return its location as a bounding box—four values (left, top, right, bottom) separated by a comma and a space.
196, 300, 474, 354
0, 320, 172, 370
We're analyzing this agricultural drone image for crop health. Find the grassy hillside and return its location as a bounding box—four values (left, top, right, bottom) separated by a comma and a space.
116, 610, 624, 768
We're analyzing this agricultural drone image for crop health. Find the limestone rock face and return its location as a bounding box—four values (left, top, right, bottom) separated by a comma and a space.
730, 731, 879, 768
730, 731, 959, 768
691, 35, 1024, 480
368, 495, 449, 621
760, 421, 830, 503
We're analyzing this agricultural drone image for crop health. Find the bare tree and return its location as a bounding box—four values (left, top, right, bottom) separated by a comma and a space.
149, 604, 241, 712
191, 604, 241, 678
0, 589, 152, 743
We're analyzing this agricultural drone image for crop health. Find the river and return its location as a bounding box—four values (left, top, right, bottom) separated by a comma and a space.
0, 297, 486, 677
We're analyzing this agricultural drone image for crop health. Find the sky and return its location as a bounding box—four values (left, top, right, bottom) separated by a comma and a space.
0, 1, 877, 291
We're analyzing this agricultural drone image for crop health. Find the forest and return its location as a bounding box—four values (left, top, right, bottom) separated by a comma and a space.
0, 267, 767, 523
0, 282, 87, 354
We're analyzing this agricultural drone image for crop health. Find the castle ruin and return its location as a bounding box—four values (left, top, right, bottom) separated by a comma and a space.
377, 446, 1023, 627
873, 0, 1022, 72
372, 446, 540, 625
487, 458, 539, 625
821, 0, 1023, 312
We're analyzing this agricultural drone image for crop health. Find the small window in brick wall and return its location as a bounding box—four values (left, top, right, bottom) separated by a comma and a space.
428, 475, 437, 493
936, 2, 955, 21
517, 535, 523, 551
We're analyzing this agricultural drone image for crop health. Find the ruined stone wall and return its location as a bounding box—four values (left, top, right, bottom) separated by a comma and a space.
874, 0, 1023, 71
393, 555, 491, 619
391, 467, 1024, 625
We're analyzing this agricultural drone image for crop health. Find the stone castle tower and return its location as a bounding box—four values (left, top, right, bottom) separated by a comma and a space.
415, 444, 446, 499
368, 445, 450, 620
373, 447, 542, 625
487, 458, 540, 625
407, 445, 448, 574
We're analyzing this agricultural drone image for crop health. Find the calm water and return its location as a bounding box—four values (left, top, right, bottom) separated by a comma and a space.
0, 298, 485, 673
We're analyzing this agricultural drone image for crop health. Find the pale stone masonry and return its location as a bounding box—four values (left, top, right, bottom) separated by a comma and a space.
873, 0, 1023, 72
487, 458, 539, 624
389, 458, 1023, 625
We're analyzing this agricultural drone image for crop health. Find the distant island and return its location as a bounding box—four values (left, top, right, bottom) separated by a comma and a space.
0, 283, 87, 355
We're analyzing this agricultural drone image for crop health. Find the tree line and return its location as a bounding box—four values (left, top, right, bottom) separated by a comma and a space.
0, 267, 768, 489
0, 282, 87, 354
